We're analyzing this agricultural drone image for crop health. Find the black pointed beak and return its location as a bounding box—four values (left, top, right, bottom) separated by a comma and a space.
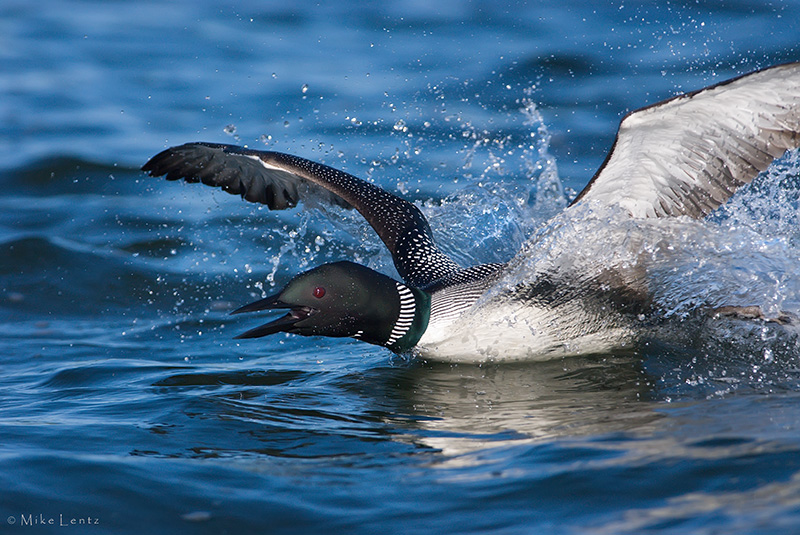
230, 294, 286, 315
230, 294, 316, 339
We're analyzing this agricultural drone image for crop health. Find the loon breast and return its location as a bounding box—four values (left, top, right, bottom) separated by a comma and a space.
418, 301, 637, 363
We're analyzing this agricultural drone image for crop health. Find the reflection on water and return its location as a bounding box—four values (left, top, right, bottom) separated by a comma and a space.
146, 333, 800, 471
388, 355, 662, 460
151, 353, 663, 463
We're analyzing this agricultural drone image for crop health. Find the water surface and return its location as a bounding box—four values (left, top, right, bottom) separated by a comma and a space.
3, 1, 800, 533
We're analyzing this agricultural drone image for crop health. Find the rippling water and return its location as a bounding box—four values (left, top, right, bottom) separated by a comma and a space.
4, 1, 800, 533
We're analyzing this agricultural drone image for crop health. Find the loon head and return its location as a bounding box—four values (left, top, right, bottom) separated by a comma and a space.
231, 261, 430, 352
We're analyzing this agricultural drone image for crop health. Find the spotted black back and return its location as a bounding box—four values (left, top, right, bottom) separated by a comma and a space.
142, 142, 464, 287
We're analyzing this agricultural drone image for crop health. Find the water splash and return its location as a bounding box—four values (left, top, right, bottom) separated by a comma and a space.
520, 87, 567, 220
223, 123, 240, 142
421, 87, 569, 267
475, 147, 800, 363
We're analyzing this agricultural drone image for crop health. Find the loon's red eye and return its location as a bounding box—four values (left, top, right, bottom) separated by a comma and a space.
313, 286, 326, 299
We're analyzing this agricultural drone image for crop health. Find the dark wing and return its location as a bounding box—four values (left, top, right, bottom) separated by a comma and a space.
142, 142, 461, 288
571, 61, 800, 218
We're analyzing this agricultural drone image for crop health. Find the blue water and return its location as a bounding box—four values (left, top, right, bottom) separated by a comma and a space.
4, 1, 800, 533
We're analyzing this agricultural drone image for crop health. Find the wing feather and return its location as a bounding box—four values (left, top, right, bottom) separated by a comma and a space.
572, 61, 800, 218
142, 142, 462, 287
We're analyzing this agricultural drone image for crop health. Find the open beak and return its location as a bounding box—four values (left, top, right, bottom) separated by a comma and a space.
230, 294, 316, 339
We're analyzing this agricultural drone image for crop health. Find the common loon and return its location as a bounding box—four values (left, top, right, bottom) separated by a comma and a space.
142, 62, 800, 361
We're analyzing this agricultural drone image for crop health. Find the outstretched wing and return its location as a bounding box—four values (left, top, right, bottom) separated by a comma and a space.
571, 61, 800, 218
142, 142, 461, 288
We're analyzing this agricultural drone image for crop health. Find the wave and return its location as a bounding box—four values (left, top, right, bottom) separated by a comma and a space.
0, 235, 242, 318
1, 155, 145, 197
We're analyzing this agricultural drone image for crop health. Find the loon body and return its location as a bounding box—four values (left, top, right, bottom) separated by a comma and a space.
143, 62, 800, 361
